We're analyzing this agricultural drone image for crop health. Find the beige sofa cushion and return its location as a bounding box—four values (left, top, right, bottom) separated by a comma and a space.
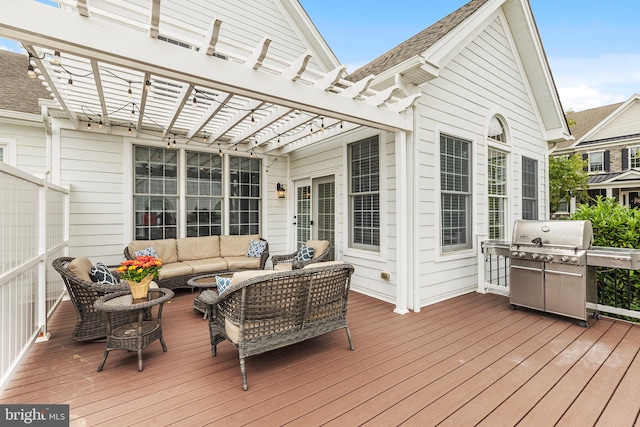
176, 236, 221, 261
157, 262, 193, 280
306, 240, 329, 259
303, 260, 346, 269
184, 258, 228, 274
273, 263, 292, 271
128, 239, 178, 264
68, 256, 93, 282
220, 234, 260, 257
225, 256, 262, 270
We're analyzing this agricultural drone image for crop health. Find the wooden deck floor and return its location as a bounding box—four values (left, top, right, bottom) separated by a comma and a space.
3, 289, 640, 426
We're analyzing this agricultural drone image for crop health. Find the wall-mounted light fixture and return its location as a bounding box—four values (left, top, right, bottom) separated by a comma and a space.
276, 183, 286, 199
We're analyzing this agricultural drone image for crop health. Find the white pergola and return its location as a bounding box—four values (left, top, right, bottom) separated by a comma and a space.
0, 0, 419, 156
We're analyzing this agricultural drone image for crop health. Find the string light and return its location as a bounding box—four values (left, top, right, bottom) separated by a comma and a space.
167, 139, 171, 148
203, 131, 207, 143
192, 95, 198, 105
218, 144, 223, 157
87, 122, 91, 130
251, 110, 255, 126
145, 80, 151, 92
127, 82, 132, 98
131, 104, 135, 118
67, 74, 73, 88
172, 136, 176, 148
98, 119, 103, 128
53, 51, 61, 65
128, 124, 132, 134
27, 53, 36, 79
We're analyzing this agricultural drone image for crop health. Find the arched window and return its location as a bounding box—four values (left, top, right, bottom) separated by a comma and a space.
488, 116, 506, 143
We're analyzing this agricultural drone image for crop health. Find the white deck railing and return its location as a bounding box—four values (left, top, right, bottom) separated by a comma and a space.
0, 163, 69, 390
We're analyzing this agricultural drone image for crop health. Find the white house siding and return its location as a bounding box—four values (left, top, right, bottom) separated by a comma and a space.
287, 127, 399, 304
263, 153, 289, 267
57, 127, 127, 264
588, 101, 640, 141
0, 121, 47, 175
414, 13, 548, 307
114, 0, 332, 72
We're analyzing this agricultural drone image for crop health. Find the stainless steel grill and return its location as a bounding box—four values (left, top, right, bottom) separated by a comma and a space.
508, 220, 596, 326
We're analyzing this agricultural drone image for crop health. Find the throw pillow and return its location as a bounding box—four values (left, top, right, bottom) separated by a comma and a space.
89, 262, 119, 285
295, 245, 315, 261
216, 275, 232, 295
134, 246, 158, 258
246, 239, 267, 257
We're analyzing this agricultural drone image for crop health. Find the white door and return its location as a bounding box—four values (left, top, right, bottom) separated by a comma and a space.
294, 176, 335, 260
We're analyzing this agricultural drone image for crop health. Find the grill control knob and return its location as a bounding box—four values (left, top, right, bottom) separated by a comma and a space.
511, 251, 519, 257
518, 252, 526, 258
532, 253, 540, 260
570, 257, 578, 263
545, 255, 554, 262
561, 256, 570, 262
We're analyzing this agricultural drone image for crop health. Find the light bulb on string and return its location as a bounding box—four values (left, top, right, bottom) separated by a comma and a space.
218, 144, 223, 157
145, 80, 151, 92
53, 51, 61, 65
172, 137, 176, 148
127, 82, 132, 98
203, 131, 207, 144
27, 53, 36, 78
251, 110, 255, 126
131, 104, 135, 118
98, 119, 103, 128
87, 122, 91, 130
128, 124, 132, 135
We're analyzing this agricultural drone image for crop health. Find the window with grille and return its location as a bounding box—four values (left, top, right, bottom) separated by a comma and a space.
133, 146, 178, 240
349, 136, 380, 250
488, 149, 507, 239
588, 151, 604, 173
487, 116, 506, 143
186, 151, 223, 237
229, 156, 261, 235
630, 147, 640, 168
0, 146, 4, 162
522, 157, 538, 220
440, 134, 472, 251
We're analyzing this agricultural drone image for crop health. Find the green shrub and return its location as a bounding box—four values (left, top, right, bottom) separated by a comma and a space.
570, 196, 640, 249
571, 196, 640, 319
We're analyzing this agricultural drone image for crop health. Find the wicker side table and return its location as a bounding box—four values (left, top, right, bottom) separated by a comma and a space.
94, 288, 174, 372
187, 274, 231, 318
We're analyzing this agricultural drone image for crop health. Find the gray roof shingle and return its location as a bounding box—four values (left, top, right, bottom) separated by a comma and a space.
0, 49, 53, 115
346, 0, 490, 82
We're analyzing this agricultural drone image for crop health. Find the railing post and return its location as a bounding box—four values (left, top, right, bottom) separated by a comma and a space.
477, 234, 488, 293
36, 176, 50, 342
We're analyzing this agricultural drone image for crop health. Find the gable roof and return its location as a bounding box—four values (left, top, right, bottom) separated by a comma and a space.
0, 49, 53, 115
560, 102, 625, 149
346, 0, 489, 83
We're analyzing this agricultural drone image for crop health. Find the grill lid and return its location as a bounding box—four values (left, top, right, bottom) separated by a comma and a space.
512, 220, 593, 250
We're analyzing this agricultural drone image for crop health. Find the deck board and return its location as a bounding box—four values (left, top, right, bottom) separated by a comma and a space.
3, 289, 640, 426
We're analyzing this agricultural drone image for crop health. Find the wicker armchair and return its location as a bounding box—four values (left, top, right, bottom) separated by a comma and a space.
52, 257, 132, 342
271, 240, 332, 270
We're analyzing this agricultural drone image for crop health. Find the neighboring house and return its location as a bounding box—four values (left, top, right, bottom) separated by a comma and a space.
0, 0, 569, 313
553, 94, 640, 210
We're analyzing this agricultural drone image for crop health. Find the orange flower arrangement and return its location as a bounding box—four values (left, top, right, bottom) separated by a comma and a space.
116, 255, 162, 283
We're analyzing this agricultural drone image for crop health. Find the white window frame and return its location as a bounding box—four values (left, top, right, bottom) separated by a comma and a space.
440, 133, 473, 252
0, 138, 17, 166
588, 151, 604, 173
348, 135, 380, 251
629, 146, 640, 169
488, 148, 508, 240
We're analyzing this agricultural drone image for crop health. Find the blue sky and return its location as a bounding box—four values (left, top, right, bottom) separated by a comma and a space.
300, 0, 640, 112
2, 1, 638, 112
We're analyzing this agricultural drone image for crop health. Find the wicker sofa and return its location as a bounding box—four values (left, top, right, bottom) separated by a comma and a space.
124, 235, 269, 290
199, 261, 355, 390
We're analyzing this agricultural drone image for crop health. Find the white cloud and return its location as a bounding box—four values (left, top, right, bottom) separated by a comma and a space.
550, 53, 640, 111
0, 39, 24, 53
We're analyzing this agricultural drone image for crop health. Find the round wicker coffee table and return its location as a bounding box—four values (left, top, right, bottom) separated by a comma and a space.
94, 288, 174, 372
187, 273, 232, 318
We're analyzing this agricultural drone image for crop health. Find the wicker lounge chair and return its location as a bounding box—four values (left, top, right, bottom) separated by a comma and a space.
52, 257, 132, 342
199, 261, 354, 390
271, 240, 331, 270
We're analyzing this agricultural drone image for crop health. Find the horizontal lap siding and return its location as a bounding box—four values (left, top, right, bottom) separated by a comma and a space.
289, 131, 398, 304
60, 129, 125, 263
1, 124, 47, 172
589, 102, 640, 141
415, 14, 547, 307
